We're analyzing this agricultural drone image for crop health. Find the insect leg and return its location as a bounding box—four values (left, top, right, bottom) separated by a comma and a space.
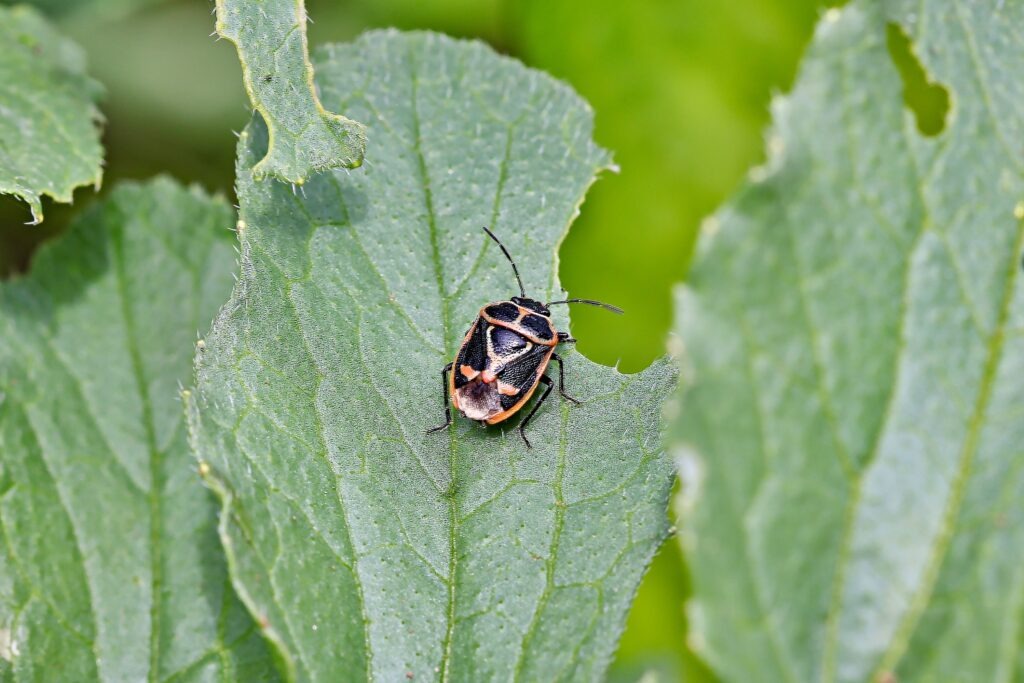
551, 353, 580, 405
426, 363, 454, 434
557, 332, 577, 344
518, 374, 553, 449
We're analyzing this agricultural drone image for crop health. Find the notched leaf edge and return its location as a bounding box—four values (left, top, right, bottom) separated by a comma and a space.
213, 0, 367, 185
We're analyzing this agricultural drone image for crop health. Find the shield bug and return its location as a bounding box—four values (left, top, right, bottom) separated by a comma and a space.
427, 228, 622, 448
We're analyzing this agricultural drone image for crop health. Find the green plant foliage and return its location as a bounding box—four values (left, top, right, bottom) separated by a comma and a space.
188, 30, 676, 681
515, 3, 828, 678
608, 537, 714, 683
0, 179, 275, 681
214, 0, 366, 184
514, 0, 825, 373
7, 0, 162, 22
673, 1, 1024, 682
0, 5, 103, 224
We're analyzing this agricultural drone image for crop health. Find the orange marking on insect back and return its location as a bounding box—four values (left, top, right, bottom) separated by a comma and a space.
460, 364, 479, 380
497, 381, 519, 396
481, 369, 497, 383
449, 364, 460, 411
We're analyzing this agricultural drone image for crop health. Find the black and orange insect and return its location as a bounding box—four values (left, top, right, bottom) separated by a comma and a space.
427, 228, 622, 448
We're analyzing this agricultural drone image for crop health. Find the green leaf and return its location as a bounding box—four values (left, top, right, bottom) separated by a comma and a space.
0, 179, 276, 681
0, 5, 104, 224
214, 0, 366, 184
673, 2, 1024, 682
189, 30, 676, 681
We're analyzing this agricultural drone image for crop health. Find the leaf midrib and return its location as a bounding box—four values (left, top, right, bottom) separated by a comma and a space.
822, 6, 1024, 677
110, 215, 166, 682
509, 404, 569, 681
401, 40, 566, 681
0, 203, 220, 679
821, 52, 934, 680
872, 203, 1024, 679
403, 43, 460, 682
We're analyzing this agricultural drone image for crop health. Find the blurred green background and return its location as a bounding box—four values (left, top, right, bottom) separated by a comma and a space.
0, 0, 829, 679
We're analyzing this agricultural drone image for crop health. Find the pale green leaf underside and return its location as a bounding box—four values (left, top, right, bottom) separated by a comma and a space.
0, 179, 276, 681
0, 5, 104, 224
674, 2, 1024, 683
215, 0, 366, 184
190, 30, 676, 682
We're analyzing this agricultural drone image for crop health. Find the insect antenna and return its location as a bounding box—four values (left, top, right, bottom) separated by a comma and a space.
546, 298, 624, 315
482, 227, 526, 297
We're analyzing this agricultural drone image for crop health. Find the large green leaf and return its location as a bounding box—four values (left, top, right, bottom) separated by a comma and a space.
0, 179, 275, 681
0, 5, 103, 224
214, 0, 366, 184
189, 30, 676, 681
674, 1, 1024, 682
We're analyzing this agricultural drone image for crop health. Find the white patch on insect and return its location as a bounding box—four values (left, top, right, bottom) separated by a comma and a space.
456, 380, 502, 421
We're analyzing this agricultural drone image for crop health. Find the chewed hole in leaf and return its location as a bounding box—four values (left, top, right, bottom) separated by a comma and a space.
886, 22, 950, 137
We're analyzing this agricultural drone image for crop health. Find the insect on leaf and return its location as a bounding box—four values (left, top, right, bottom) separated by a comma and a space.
214, 0, 366, 184
0, 179, 277, 681
673, 2, 1024, 682
189, 30, 677, 681
0, 5, 104, 224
